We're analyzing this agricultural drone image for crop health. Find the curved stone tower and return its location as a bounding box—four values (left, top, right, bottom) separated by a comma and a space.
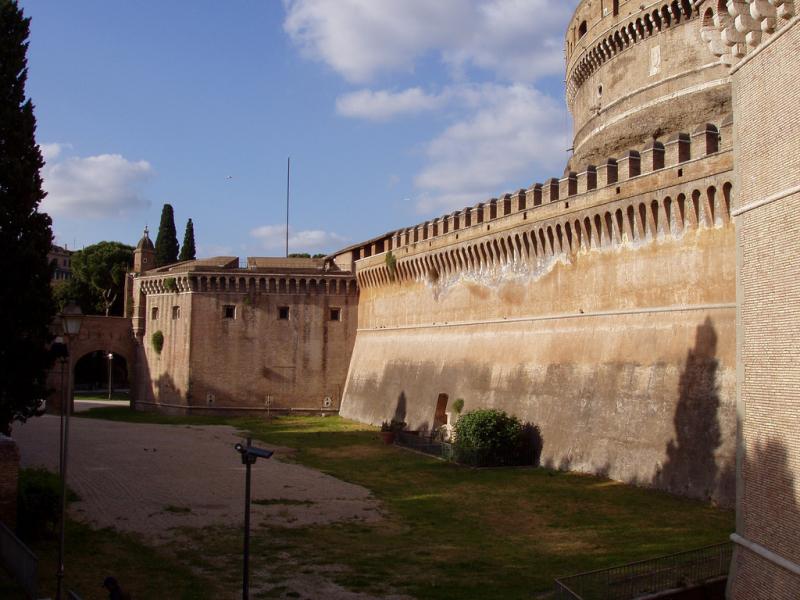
566, 0, 731, 168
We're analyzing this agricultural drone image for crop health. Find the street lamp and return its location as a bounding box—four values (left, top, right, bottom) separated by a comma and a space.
106, 352, 114, 401
234, 438, 273, 600
56, 302, 82, 600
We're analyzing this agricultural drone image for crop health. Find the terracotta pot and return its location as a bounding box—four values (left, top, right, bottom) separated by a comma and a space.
380, 431, 396, 445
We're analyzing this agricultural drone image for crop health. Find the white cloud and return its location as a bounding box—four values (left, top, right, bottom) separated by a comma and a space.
336, 87, 445, 121
41, 152, 153, 219
283, 0, 576, 83
251, 224, 347, 253
40, 142, 71, 163
414, 84, 570, 214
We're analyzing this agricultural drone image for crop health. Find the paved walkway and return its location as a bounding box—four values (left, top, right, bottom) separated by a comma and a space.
14, 415, 382, 541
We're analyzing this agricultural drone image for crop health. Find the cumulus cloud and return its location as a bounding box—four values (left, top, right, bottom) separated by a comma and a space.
251, 224, 347, 253
283, 0, 575, 83
41, 151, 153, 218
40, 142, 71, 163
414, 84, 569, 214
336, 87, 445, 121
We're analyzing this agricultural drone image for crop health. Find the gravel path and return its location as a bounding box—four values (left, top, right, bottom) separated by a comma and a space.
14, 415, 383, 541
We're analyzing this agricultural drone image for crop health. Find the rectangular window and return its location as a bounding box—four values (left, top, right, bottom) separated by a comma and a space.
151, 307, 159, 320
172, 306, 180, 320
223, 305, 236, 319
329, 307, 341, 321
278, 306, 289, 320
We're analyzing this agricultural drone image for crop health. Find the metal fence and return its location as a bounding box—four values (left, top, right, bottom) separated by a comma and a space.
554, 541, 732, 600
0, 521, 38, 599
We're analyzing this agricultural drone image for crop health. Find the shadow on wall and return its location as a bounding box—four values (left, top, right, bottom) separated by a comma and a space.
730, 437, 800, 596
655, 317, 727, 502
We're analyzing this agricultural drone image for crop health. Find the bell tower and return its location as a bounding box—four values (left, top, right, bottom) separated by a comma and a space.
133, 226, 156, 273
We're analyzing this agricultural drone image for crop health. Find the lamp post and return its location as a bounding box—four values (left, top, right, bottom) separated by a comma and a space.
56, 302, 82, 600
234, 438, 273, 600
107, 352, 114, 400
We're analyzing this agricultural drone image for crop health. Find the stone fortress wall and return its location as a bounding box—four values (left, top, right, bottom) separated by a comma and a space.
715, 1, 799, 597
335, 0, 741, 504
131, 257, 358, 415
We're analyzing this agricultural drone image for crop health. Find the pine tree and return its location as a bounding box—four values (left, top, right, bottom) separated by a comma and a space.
0, 1, 56, 434
154, 203, 179, 266
179, 218, 196, 261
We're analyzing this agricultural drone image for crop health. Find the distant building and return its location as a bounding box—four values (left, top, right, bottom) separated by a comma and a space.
48, 244, 72, 283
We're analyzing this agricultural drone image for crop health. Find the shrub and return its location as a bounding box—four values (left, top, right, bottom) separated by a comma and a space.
452, 398, 465, 415
151, 330, 164, 354
452, 409, 530, 467
380, 419, 406, 433
163, 277, 177, 292
17, 468, 79, 540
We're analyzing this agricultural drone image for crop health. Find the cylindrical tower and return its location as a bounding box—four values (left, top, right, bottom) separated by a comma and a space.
565, 0, 730, 169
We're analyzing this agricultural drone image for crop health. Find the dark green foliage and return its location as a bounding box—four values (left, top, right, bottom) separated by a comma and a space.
288, 253, 311, 258
59, 241, 133, 316
313, 253, 326, 258
178, 218, 196, 261
385, 251, 397, 280
452, 409, 532, 466
151, 331, 164, 354
163, 277, 177, 292
0, 2, 56, 435
17, 468, 78, 540
452, 398, 465, 415
155, 203, 179, 266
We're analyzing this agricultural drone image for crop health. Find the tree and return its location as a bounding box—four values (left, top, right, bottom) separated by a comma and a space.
178, 218, 196, 261
155, 203, 179, 266
0, 1, 55, 434
59, 242, 133, 316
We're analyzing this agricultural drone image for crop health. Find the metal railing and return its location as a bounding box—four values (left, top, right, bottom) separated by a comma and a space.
0, 521, 38, 599
554, 541, 732, 600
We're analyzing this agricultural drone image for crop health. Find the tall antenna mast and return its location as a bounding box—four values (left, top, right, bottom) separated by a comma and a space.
285, 156, 290, 258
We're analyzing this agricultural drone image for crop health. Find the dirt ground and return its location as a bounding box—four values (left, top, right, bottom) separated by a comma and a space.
13, 413, 411, 599
14, 414, 383, 539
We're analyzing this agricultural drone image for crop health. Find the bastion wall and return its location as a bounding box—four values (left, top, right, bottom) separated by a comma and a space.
131, 260, 358, 415
339, 119, 737, 503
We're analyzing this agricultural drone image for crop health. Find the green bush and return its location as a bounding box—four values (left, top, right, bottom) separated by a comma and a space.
151, 330, 164, 354
17, 468, 79, 540
163, 277, 177, 292
452, 409, 531, 467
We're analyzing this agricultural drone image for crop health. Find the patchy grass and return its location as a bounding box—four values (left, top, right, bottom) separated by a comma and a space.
76, 410, 734, 599
252, 498, 315, 507
163, 504, 193, 514
74, 391, 131, 402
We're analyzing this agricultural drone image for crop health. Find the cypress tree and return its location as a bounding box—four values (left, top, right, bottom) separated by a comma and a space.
154, 203, 179, 266
0, 1, 56, 434
179, 218, 196, 261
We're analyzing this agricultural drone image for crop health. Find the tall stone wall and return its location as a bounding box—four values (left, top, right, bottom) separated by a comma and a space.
341, 131, 737, 504
132, 271, 358, 414
726, 12, 800, 599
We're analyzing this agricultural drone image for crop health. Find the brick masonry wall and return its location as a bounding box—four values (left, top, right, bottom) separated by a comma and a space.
729, 20, 800, 600
0, 436, 20, 529
342, 165, 738, 504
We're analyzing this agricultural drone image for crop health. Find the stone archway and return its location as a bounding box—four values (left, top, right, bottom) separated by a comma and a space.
46, 316, 135, 413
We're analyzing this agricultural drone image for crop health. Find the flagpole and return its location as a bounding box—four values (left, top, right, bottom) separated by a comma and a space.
286, 157, 290, 257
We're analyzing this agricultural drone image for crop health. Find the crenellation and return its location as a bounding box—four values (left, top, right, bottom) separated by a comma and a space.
545, 178, 560, 202
598, 158, 618, 187
577, 165, 597, 194
641, 140, 666, 172
665, 132, 691, 166
559, 172, 578, 198
528, 183, 543, 206
617, 149, 641, 179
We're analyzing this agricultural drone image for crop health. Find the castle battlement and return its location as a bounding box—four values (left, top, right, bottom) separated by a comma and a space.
136, 270, 357, 296
341, 117, 733, 289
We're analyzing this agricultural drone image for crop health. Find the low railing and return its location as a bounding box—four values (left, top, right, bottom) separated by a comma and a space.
554, 541, 732, 600
0, 521, 38, 599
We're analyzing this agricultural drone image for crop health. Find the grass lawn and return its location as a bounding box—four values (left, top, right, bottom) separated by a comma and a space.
68, 408, 735, 599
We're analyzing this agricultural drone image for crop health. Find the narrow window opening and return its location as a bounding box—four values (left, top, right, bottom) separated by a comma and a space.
151, 307, 159, 320
578, 20, 588, 38
172, 306, 180, 320
223, 305, 236, 319
616, 186, 621, 194
278, 306, 290, 320
329, 307, 341, 321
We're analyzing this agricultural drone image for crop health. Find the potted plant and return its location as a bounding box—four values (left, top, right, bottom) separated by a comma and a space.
379, 419, 406, 444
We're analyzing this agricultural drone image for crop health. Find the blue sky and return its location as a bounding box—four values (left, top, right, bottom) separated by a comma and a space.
21, 0, 580, 258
